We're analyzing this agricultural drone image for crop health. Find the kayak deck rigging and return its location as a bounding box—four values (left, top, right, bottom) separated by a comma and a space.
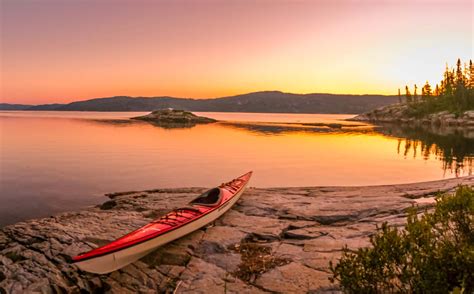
152, 207, 202, 226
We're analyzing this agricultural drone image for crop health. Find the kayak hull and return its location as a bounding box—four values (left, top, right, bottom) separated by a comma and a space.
73, 172, 251, 274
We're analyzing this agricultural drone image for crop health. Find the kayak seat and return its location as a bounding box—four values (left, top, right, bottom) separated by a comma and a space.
190, 188, 222, 207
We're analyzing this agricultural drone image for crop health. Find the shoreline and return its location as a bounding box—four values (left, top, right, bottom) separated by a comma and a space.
1, 176, 473, 293
350, 104, 474, 128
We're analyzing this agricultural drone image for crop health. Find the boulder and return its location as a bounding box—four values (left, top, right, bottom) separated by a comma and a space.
464, 110, 474, 119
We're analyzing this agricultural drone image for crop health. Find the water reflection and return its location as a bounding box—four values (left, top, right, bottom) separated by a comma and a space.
86, 119, 372, 133
88, 118, 201, 129
220, 121, 474, 176
378, 124, 473, 176
216, 121, 373, 135
87, 118, 474, 176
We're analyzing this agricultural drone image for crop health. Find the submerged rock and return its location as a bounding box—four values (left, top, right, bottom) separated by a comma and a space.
132, 109, 217, 125
0, 177, 472, 293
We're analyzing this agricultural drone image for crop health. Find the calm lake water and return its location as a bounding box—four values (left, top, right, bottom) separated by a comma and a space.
0, 111, 472, 226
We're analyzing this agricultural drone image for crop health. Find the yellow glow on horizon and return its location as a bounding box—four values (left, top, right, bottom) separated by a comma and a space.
1, 0, 472, 104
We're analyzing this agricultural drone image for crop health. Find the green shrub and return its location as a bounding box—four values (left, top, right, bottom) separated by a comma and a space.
329, 186, 474, 293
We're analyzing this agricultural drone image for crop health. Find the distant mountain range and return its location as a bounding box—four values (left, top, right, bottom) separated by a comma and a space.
0, 91, 398, 114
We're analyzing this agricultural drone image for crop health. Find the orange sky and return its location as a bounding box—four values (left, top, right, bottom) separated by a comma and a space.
1, 0, 472, 104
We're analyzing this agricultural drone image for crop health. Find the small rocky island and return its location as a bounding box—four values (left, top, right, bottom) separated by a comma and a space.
132, 109, 217, 125
1, 176, 472, 293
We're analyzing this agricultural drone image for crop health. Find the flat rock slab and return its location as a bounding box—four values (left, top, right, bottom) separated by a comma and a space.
1, 177, 473, 293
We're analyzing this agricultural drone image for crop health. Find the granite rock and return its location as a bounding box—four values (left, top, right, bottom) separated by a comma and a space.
1, 177, 473, 293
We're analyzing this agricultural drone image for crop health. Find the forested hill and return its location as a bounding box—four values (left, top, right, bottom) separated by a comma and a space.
0, 103, 33, 110
1, 91, 398, 114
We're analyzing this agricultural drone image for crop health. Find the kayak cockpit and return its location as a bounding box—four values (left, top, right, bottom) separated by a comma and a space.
190, 187, 222, 206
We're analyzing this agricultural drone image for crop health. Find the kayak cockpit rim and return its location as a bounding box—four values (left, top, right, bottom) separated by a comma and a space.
189, 187, 222, 206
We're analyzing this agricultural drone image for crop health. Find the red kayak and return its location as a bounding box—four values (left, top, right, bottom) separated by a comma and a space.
72, 171, 252, 274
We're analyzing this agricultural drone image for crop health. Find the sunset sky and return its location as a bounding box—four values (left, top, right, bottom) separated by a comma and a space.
1, 0, 472, 104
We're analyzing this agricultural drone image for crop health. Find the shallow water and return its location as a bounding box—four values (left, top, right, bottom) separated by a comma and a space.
0, 111, 472, 226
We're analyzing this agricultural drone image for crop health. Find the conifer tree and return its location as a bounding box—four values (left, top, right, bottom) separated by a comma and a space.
443, 66, 454, 96
398, 88, 402, 103
463, 61, 470, 87
456, 58, 465, 86
469, 60, 474, 89
405, 85, 412, 104
439, 80, 445, 95
423, 81, 432, 97
434, 84, 440, 96
413, 84, 418, 103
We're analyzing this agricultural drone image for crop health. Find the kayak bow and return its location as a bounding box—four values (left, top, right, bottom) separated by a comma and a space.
72, 171, 252, 274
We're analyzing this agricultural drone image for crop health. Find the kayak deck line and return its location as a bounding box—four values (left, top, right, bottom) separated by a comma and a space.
152, 207, 202, 226
71, 171, 252, 274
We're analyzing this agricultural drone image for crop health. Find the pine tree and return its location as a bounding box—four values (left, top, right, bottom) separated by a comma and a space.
423, 81, 432, 97
456, 58, 465, 87
435, 84, 440, 96
405, 85, 412, 104
469, 60, 474, 89
439, 80, 445, 95
453, 59, 468, 111
413, 84, 418, 103
398, 88, 402, 103
463, 61, 470, 87
469, 60, 474, 108
443, 66, 455, 96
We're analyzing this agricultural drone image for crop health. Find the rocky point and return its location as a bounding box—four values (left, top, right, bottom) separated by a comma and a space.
351, 103, 474, 128
1, 176, 473, 293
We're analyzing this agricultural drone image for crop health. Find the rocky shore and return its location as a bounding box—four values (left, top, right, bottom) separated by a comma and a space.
350, 103, 474, 128
1, 176, 473, 293
132, 109, 217, 125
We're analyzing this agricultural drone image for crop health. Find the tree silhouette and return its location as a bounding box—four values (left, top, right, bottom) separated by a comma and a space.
405, 85, 412, 104
402, 59, 473, 117
421, 81, 432, 103
413, 84, 418, 103
456, 58, 465, 86
469, 60, 474, 89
